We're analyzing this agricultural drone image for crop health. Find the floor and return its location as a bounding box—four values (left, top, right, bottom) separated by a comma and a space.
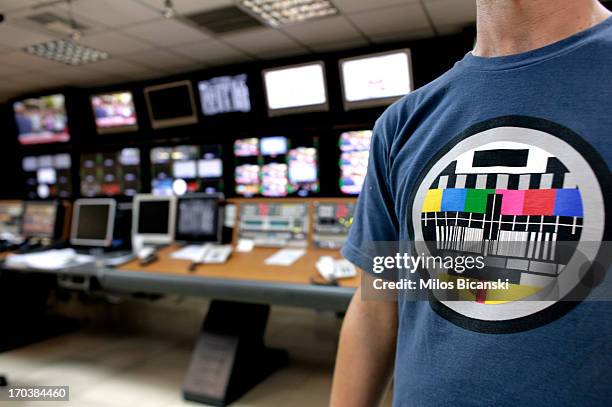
0, 296, 392, 407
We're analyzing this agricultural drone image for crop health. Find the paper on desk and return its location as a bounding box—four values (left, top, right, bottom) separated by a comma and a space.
264, 249, 306, 266
170, 245, 206, 261
235, 238, 255, 253
5, 249, 95, 270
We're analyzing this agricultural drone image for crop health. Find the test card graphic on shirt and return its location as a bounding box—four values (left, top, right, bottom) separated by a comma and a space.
409, 116, 608, 329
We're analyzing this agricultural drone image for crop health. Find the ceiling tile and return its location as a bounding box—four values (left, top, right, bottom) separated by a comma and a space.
171, 39, 250, 64
424, 0, 476, 28
281, 16, 365, 48
222, 28, 307, 58
309, 37, 369, 53
333, 0, 418, 14
0, 51, 65, 70
348, 3, 432, 39
123, 19, 210, 47
0, 23, 55, 48
139, 0, 234, 15
84, 58, 153, 76
369, 27, 436, 44
58, 0, 162, 28
78, 31, 154, 55
0, 0, 41, 13
124, 48, 200, 72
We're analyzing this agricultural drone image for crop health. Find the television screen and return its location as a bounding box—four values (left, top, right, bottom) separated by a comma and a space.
340, 49, 412, 110
13, 94, 70, 145
234, 138, 259, 157
21, 202, 57, 238
260, 136, 287, 156
81, 148, 141, 197
235, 164, 260, 197
23, 153, 72, 199
144, 80, 197, 129
91, 91, 138, 133
261, 163, 288, 197
339, 130, 373, 195
263, 61, 328, 116
151, 145, 223, 195
288, 147, 318, 196
198, 74, 251, 116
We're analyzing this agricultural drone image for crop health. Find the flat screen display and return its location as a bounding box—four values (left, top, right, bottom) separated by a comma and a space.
261, 163, 288, 197
339, 130, 373, 195
144, 80, 197, 129
260, 136, 287, 156
23, 153, 72, 199
80, 148, 141, 197
235, 164, 260, 197
234, 138, 259, 157
151, 145, 223, 195
288, 147, 318, 196
13, 94, 70, 145
137, 200, 170, 235
21, 202, 57, 238
263, 62, 328, 116
176, 197, 220, 242
75, 204, 111, 242
198, 74, 251, 116
91, 91, 138, 133
340, 49, 412, 110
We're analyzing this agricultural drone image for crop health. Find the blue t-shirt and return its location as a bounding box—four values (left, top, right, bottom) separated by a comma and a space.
343, 17, 612, 407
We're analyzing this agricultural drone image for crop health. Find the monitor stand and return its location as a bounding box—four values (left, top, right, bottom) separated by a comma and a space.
183, 301, 288, 406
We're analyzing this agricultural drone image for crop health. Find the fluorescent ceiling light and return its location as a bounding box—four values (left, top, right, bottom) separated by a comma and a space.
23, 39, 109, 66
238, 0, 338, 27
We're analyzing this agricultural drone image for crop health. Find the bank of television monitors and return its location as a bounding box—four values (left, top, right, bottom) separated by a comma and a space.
339, 130, 373, 195
144, 80, 197, 129
91, 91, 138, 133
262, 61, 328, 116
234, 136, 319, 197
198, 74, 251, 116
150, 145, 223, 196
80, 148, 141, 197
22, 153, 72, 199
340, 49, 413, 110
13, 94, 70, 145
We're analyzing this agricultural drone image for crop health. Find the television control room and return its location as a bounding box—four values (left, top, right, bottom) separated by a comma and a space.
4, 1, 608, 406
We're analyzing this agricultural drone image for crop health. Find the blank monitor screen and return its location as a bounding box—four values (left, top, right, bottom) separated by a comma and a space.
137, 200, 170, 235
13, 94, 70, 145
145, 81, 197, 128
260, 136, 287, 156
340, 49, 412, 110
198, 74, 251, 116
22, 202, 57, 238
73, 203, 112, 245
176, 197, 220, 242
263, 62, 328, 116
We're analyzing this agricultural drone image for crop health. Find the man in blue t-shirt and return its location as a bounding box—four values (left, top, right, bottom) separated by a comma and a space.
331, 1, 612, 406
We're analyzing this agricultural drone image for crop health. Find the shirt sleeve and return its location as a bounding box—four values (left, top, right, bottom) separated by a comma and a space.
341, 115, 400, 273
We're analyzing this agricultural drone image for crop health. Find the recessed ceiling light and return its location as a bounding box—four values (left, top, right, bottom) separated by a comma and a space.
238, 0, 339, 27
23, 39, 109, 66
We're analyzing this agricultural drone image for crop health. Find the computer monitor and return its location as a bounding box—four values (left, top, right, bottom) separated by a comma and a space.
91, 91, 138, 134
21, 201, 58, 239
260, 136, 288, 156
175, 194, 223, 243
339, 130, 373, 195
132, 194, 176, 245
262, 61, 328, 116
198, 74, 251, 116
288, 146, 319, 196
70, 198, 116, 247
339, 49, 413, 110
13, 94, 70, 145
234, 164, 260, 197
144, 80, 197, 129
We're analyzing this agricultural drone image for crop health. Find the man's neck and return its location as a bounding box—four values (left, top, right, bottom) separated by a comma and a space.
473, 0, 611, 57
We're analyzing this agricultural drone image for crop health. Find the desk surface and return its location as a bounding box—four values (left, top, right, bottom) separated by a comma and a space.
116, 245, 359, 288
